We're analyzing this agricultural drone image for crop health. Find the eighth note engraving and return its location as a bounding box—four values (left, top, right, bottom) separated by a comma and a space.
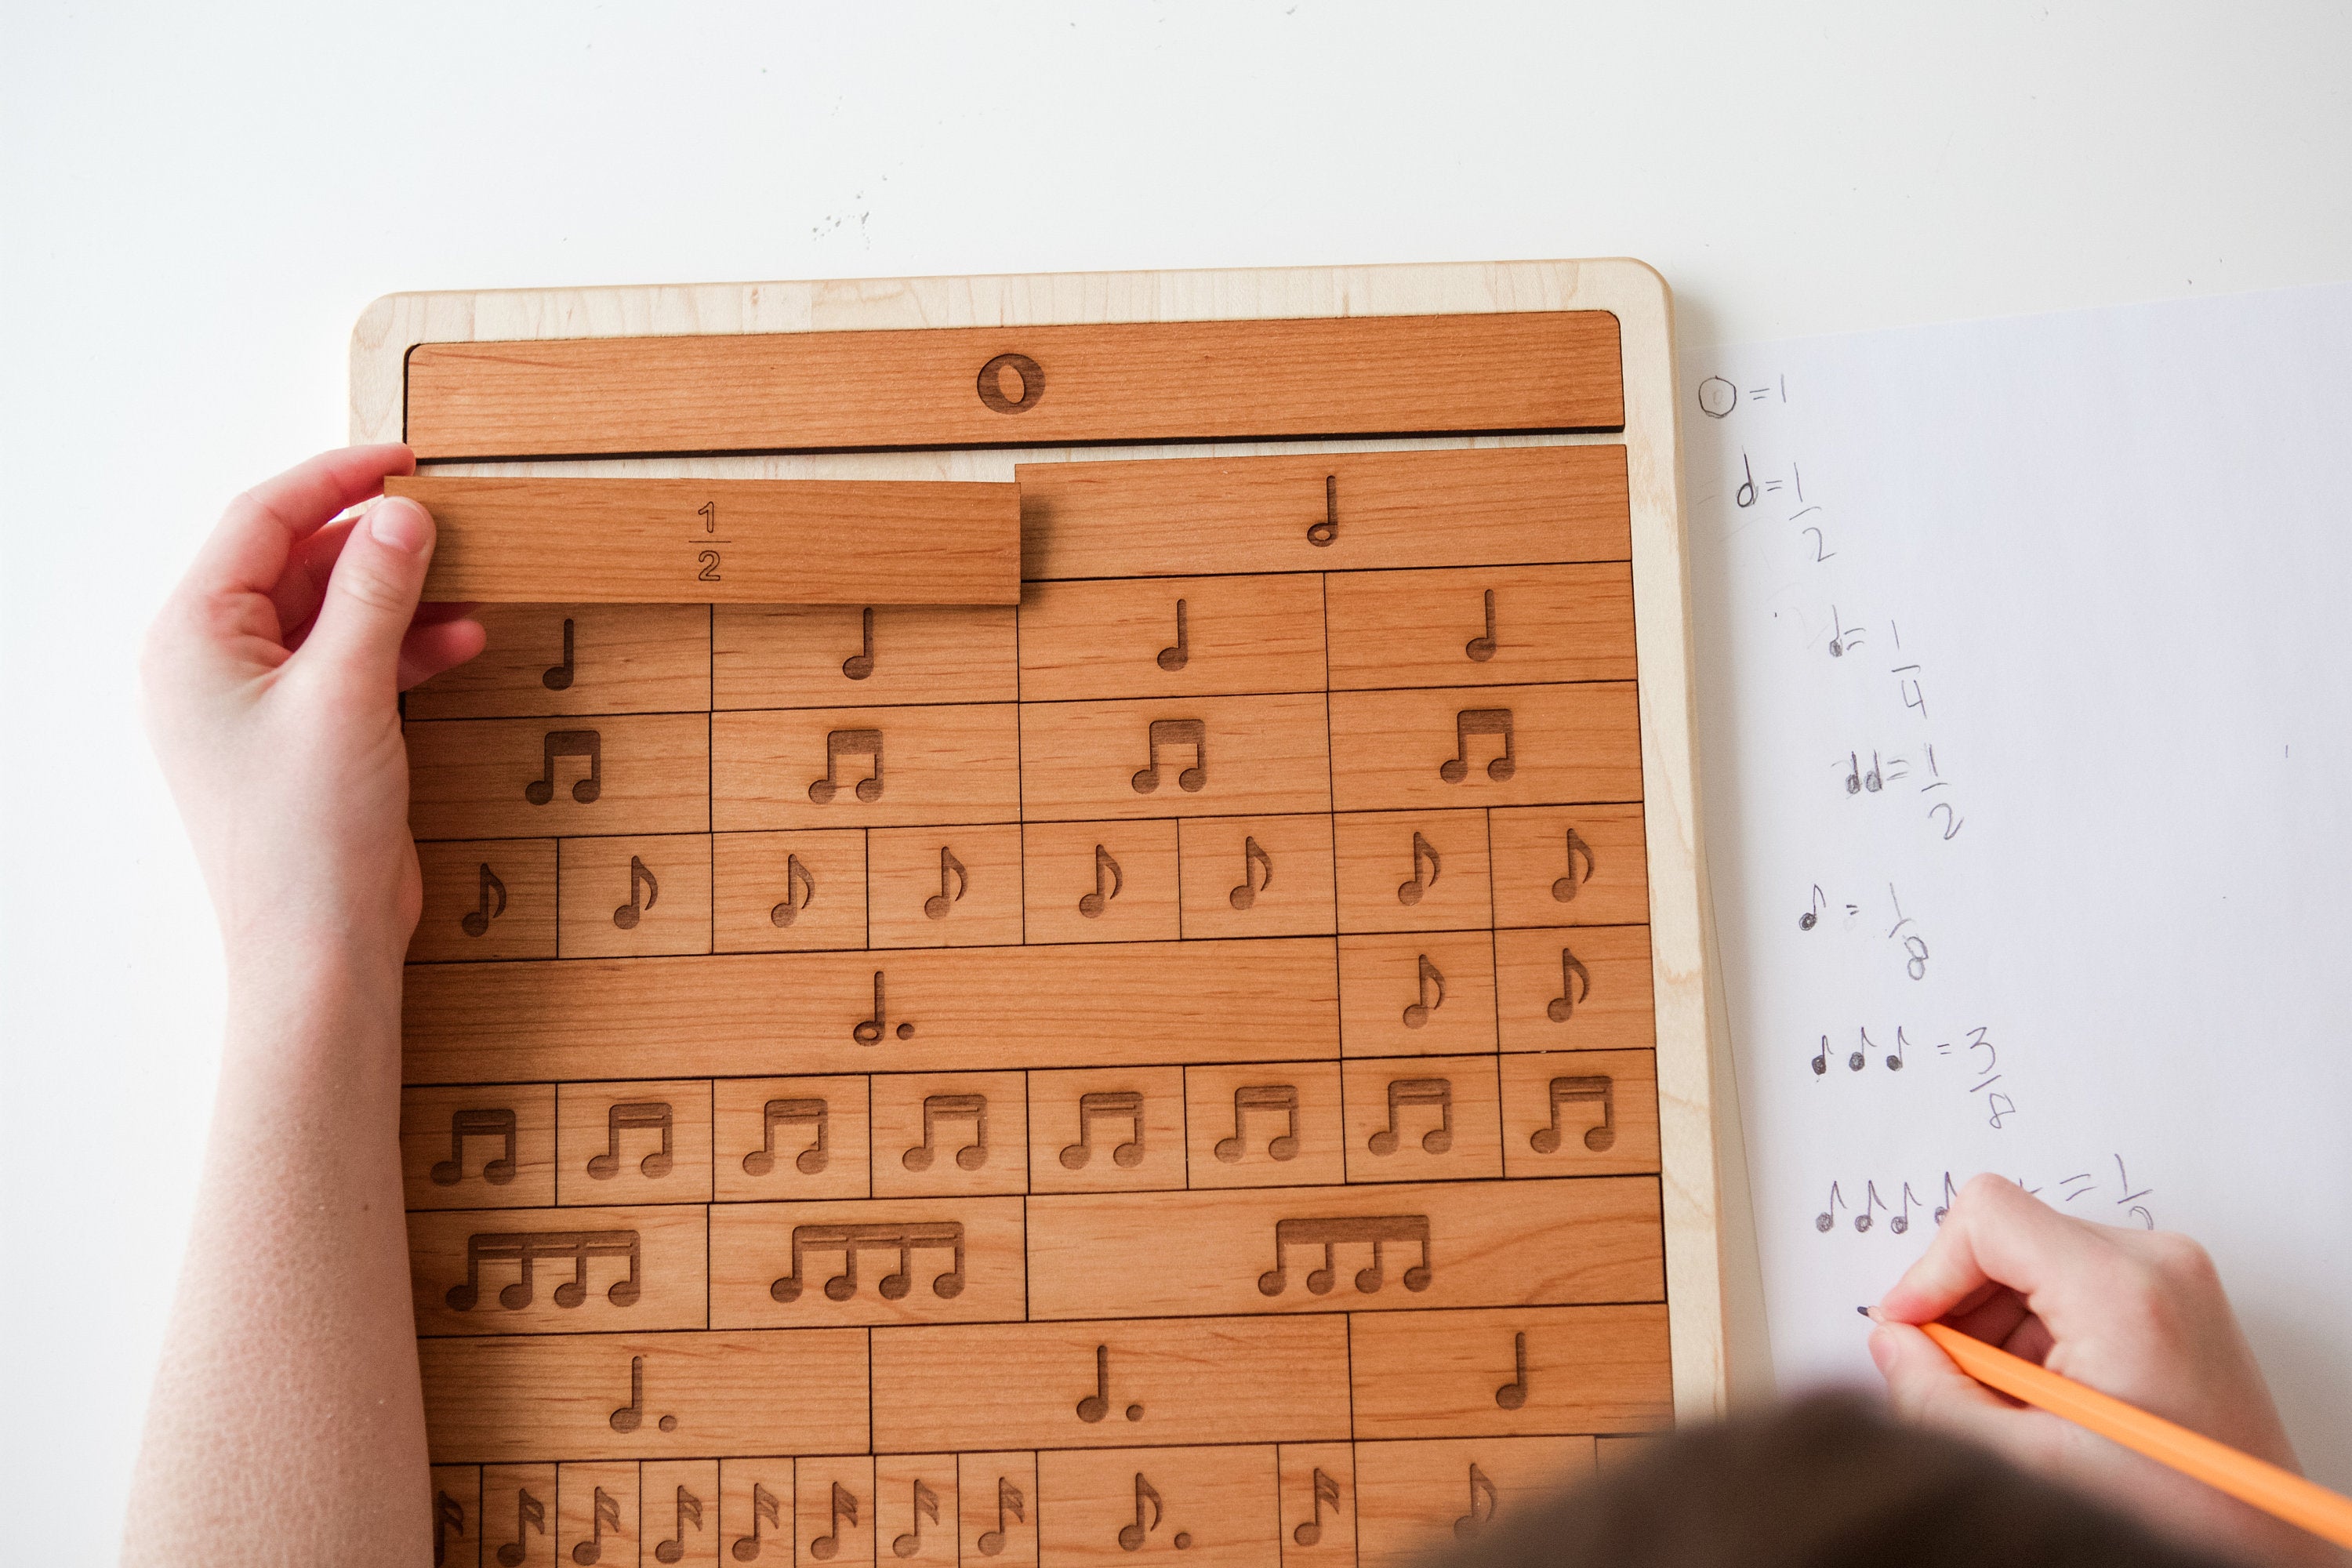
1131, 717, 1207, 794
903, 1093, 989, 1172
1547, 946, 1592, 1023
1465, 589, 1497, 662
1494, 1331, 1530, 1410
1258, 1214, 1432, 1295
612, 855, 659, 930
1367, 1077, 1454, 1156
1453, 1464, 1497, 1539
462, 862, 506, 936
843, 607, 876, 680
769, 854, 816, 927
730, 1482, 782, 1561
543, 616, 575, 690
891, 1479, 940, 1559
587, 1101, 673, 1180
1213, 1083, 1300, 1163
809, 728, 884, 804
1292, 1467, 1341, 1546
924, 846, 967, 920
1402, 953, 1445, 1029
524, 728, 601, 804
1439, 708, 1515, 783
498, 1487, 546, 1567
1077, 844, 1123, 919
1157, 598, 1189, 672
1531, 1075, 1616, 1153
975, 1477, 1025, 1556
745, 1097, 829, 1176
855, 971, 916, 1044
572, 1485, 621, 1565
1229, 836, 1272, 911
1060, 1090, 1145, 1169
430, 1107, 517, 1187
655, 1485, 703, 1564
1396, 830, 1441, 906
1551, 827, 1595, 902
1076, 1342, 1144, 1423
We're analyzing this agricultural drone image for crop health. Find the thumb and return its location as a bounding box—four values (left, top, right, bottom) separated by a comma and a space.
300, 495, 435, 686
1871, 1323, 2025, 1450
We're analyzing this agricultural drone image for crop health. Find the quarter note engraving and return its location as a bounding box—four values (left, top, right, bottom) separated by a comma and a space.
1308, 473, 1338, 547
436, 1490, 467, 1567
1439, 708, 1516, 784
1077, 844, 1123, 919
903, 1093, 989, 1171
770, 1221, 967, 1302
1213, 1083, 1300, 1163
1258, 1214, 1433, 1296
1076, 1342, 1144, 1423
444, 1229, 643, 1311
524, 728, 602, 804
1396, 831, 1441, 906
1131, 717, 1207, 794
1550, 828, 1595, 902
430, 1106, 518, 1186
1118, 1474, 1190, 1552
855, 971, 916, 1044
1546, 947, 1592, 1023
1494, 1331, 1530, 1410
612, 855, 659, 930
586, 1101, 674, 1179
1292, 1468, 1341, 1547
1402, 953, 1445, 1029
891, 1479, 940, 1559
462, 862, 507, 936
809, 1481, 860, 1562
744, 1096, 829, 1176
1453, 1465, 1497, 1539
843, 607, 876, 680
608, 1352, 678, 1433
975, 1477, 1025, 1556
572, 1486, 622, 1565
655, 1486, 703, 1564
1157, 598, 1189, 672
769, 854, 816, 927
1229, 836, 1272, 910
1367, 1077, 1454, 1156
809, 728, 884, 804
1530, 1076, 1616, 1153
543, 617, 577, 690
924, 847, 967, 919
1465, 589, 1497, 662
731, 1482, 782, 1562
1059, 1090, 1145, 1169
498, 1487, 547, 1568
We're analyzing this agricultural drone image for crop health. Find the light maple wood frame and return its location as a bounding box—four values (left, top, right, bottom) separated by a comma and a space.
350, 259, 1743, 1421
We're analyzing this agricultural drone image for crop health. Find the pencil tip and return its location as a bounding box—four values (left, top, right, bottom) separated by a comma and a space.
1857, 1305, 1871, 1316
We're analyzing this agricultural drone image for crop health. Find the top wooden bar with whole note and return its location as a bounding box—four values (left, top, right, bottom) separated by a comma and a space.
401, 313, 1625, 460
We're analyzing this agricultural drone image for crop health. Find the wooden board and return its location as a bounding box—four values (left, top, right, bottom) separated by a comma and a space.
359, 259, 1731, 1568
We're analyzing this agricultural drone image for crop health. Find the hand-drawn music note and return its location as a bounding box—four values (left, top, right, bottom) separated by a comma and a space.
572, 1485, 621, 1565
445, 1229, 642, 1311
612, 855, 659, 930
524, 728, 602, 804
1367, 1076, 1454, 1156
1530, 1075, 1616, 1153
809, 1481, 859, 1562
1258, 1214, 1433, 1296
1213, 1083, 1300, 1163
1292, 1468, 1341, 1547
843, 606, 877, 680
1439, 708, 1515, 783
430, 1106, 517, 1186
1157, 598, 1189, 671
607, 1352, 677, 1433
891, 1479, 940, 1559
1798, 884, 1826, 930
1076, 1341, 1145, 1423
1396, 831, 1441, 906
855, 971, 916, 1044
543, 616, 575, 690
731, 1482, 782, 1562
1810, 1034, 1831, 1076
1891, 1180, 1922, 1236
975, 1477, 1025, 1556
1402, 953, 1445, 1029
769, 854, 816, 927
1308, 473, 1338, 547
903, 1093, 989, 1172
809, 728, 884, 804
1131, 717, 1207, 793
655, 1485, 703, 1564
1453, 1465, 1497, 1539
436, 1490, 467, 1568
1059, 1090, 1145, 1169
1814, 1181, 1846, 1232
1857, 1178, 1887, 1232
1551, 827, 1595, 902
924, 846, 967, 920
1494, 1330, 1530, 1409
1118, 1473, 1190, 1552
1077, 844, 1123, 919
1465, 588, 1497, 662
586, 1101, 674, 1179
1933, 1170, 1958, 1225
1229, 836, 1272, 910
497, 1487, 547, 1568
462, 862, 507, 936
1546, 946, 1592, 1023
771, 1221, 967, 1303
744, 1097, 829, 1176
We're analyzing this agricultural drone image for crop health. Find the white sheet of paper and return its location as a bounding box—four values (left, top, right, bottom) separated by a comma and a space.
1684, 281, 2352, 1486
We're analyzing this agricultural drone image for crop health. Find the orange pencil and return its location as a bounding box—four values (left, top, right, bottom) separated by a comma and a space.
1862, 1308, 2352, 1548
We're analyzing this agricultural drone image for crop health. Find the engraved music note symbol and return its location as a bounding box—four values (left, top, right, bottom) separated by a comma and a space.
587, 1101, 673, 1179
1131, 717, 1207, 793
543, 616, 575, 690
809, 728, 884, 803
1402, 953, 1445, 1029
1396, 830, 1441, 906
1551, 827, 1595, 902
608, 1352, 677, 1433
462, 862, 506, 936
771, 1220, 967, 1303
903, 1093, 988, 1171
891, 1479, 940, 1559
655, 1486, 703, 1564
497, 1486, 546, 1568
1118, 1474, 1190, 1552
731, 1481, 782, 1562
444, 1229, 643, 1311
1547, 946, 1592, 1023
1076, 1342, 1144, 1423
1453, 1464, 1497, 1539
1228, 835, 1272, 910
1494, 1331, 1530, 1409
1307, 472, 1338, 547
572, 1485, 621, 1565
1465, 588, 1497, 661
855, 971, 916, 1044
1213, 1083, 1300, 1163
1367, 1076, 1453, 1155
1531, 1075, 1615, 1152
524, 728, 601, 804
975, 1476, 1025, 1556
1292, 1468, 1341, 1547
770, 854, 816, 927
924, 846, 967, 920
1258, 1214, 1433, 1296
1157, 597, 1189, 671
430, 1106, 517, 1186
809, 1480, 859, 1561
1060, 1089, 1145, 1169
612, 855, 659, 930
744, 1096, 829, 1176
843, 606, 877, 680
1439, 708, 1515, 783
436, 1490, 467, 1567
1077, 844, 1123, 919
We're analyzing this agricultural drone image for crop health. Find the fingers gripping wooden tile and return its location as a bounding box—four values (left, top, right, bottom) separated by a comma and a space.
1347, 1305, 1674, 1439
1486, 804, 1650, 928
1330, 811, 1491, 935
1023, 820, 1179, 944
1323, 564, 1637, 691
482, 1465, 557, 1568
719, 1460, 793, 1565
402, 1084, 557, 1210
958, 1453, 1039, 1568
714, 604, 1018, 710
557, 1462, 639, 1566
712, 704, 1020, 831
408, 1205, 707, 1336
405, 604, 711, 721
713, 1076, 871, 1202
1027, 1067, 1187, 1195
1182, 1063, 1346, 1190
712, 829, 867, 953
867, 824, 1025, 948
1018, 575, 1328, 702
1494, 927, 1656, 1051
1499, 1050, 1661, 1178
556, 1080, 713, 1205
558, 835, 713, 958
413, 840, 557, 963
408, 713, 710, 841
1036, 1446, 1279, 1568
872, 1071, 1029, 1197
709, 1196, 1025, 1328
1352, 1437, 1596, 1568
1177, 815, 1335, 939
1018, 695, 1330, 822
877, 1454, 959, 1568
432, 1465, 482, 1568
1327, 684, 1640, 814
794, 1457, 875, 1568
1336, 932, 1497, 1058
644, 1461, 721, 1567
1341, 1056, 1503, 1184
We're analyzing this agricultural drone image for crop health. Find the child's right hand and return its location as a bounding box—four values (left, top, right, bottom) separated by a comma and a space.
1871, 1174, 2339, 1566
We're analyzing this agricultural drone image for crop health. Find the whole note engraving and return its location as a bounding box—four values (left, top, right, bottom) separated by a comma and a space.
1131, 717, 1207, 794
1453, 1465, 1497, 1539
572, 1485, 621, 1565
1551, 827, 1595, 902
586, 1101, 674, 1179
903, 1093, 989, 1172
655, 1485, 703, 1564
444, 1229, 642, 1311
524, 728, 602, 805
1077, 844, 1123, 919
1076, 1342, 1144, 1423
855, 971, 916, 1044
745, 1097, 829, 1176
1119, 1474, 1190, 1552
731, 1482, 782, 1562
771, 1221, 967, 1303
1494, 1331, 1530, 1410
891, 1479, 940, 1559
462, 862, 507, 936
1547, 946, 1592, 1023
1402, 953, 1445, 1029
1396, 830, 1441, 906
1258, 1214, 1433, 1296
1531, 1075, 1616, 1153
498, 1487, 547, 1568
1060, 1090, 1145, 1170
810, 1480, 860, 1561
975, 1477, 1025, 1556
435, 1490, 467, 1568
976, 352, 1044, 415
1213, 1083, 1300, 1163
612, 855, 659, 930
1229, 836, 1272, 910
1157, 598, 1189, 672
1465, 588, 1497, 662
924, 846, 967, 920
809, 728, 884, 804
1367, 1077, 1454, 1156
1439, 708, 1515, 784
1292, 1468, 1341, 1547
543, 616, 576, 690
608, 1352, 677, 1433
770, 854, 817, 927
430, 1106, 518, 1186
843, 606, 876, 680
1308, 473, 1338, 548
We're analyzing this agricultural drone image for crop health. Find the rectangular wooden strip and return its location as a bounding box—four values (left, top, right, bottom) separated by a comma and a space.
555, 1079, 713, 1205
871, 1069, 1029, 1198
401, 1083, 557, 1210
1017, 693, 1330, 822
867, 824, 1025, 947
1346, 1304, 1674, 1438
1498, 1049, 1661, 1178
1181, 1062, 1346, 1190
1494, 926, 1656, 1051
1323, 564, 1637, 691
797, 1457, 876, 1566
481, 1465, 556, 1568
1276, 1443, 1356, 1568
407, 713, 710, 841
708, 1196, 1025, 1328
387, 476, 1022, 604
404, 314, 1623, 459
403, 604, 710, 721
1327, 683, 1641, 814
869, 1317, 1351, 1452
1352, 1436, 1595, 1568
412, 840, 557, 963
1018, 445, 1631, 580
1486, 804, 1650, 928
408, 1204, 706, 1336
1025, 1178, 1664, 1320
1341, 1055, 1503, 1184
712, 829, 868, 954
1023, 819, 1181, 945
957, 1453, 1039, 1568
711, 703, 1020, 831
712, 1074, 871, 1203
1017, 575, 1329, 702
1175, 814, 1335, 940
720, 1459, 794, 1563
557, 833, 711, 959
713, 604, 1018, 710
643, 1460, 720, 1566
1337, 931, 1497, 1058
557, 1463, 637, 1567
876, 1454, 959, 1568
1331, 810, 1492, 935
403, 938, 1339, 1083
1036, 1445, 1280, 1568
430, 1465, 481, 1568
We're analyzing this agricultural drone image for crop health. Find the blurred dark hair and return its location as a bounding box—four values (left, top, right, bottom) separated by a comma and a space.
1424, 1394, 2230, 1568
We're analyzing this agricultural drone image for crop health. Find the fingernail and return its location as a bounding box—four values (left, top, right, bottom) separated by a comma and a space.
1866, 1327, 1897, 1373
370, 496, 431, 554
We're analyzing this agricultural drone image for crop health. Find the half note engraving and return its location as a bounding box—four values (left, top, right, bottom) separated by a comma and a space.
891, 1479, 940, 1559
809, 728, 884, 804
1077, 844, 1123, 919
1547, 946, 1592, 1023
498, 1488, 547, 1567
612, 855, 659, 930
1229, 836, 1272, 910
1157, 598, 1189, 672
1402, 953, 1445, 1029
609, 1353, 678, 1434
1292, 1468, 1341, 1547
809, 1480, 860, 1562
1119, 1474, 1190, 1552
855, 971, 916, 1044
1465, 589, 1497, 662
586, 1101, 674, 1179
1495, 1330, 1530, 1409
436, 1490, 467, 1567
1131, 717, 1207, 794
1076, 1342, 1144, 1423
1396, 831, 1441, 906
1367, 1077, 1454, 1156
1439, 709, 1515, 784
924, 847, 967, 920
543, 617, 575, 690
1060, 1090, 1145, 1170
1308, 473, 1338, 548
731, 1482, 782, 1562
1213, 1083, 1300, 1163
524, 728, 602, 804
771, 1221, 967, 1302
745, 1097, 829, 1176
843, 607, 876, 680
572, 1486, 622, 1565
975, 1477, 1025, 1556
1531, 1075, 1617, 1152
1551, 827, 1595, 902
1258, 1214, 1433, 1296
462, 862, 507, 936
1454, 1465, 1497, 1539
769, 854, 817, 927
655, 1485, 704, 1564
444, 1229, 643, 1311
903, 1093, 989, 1172
430, 1106, 518, 1187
